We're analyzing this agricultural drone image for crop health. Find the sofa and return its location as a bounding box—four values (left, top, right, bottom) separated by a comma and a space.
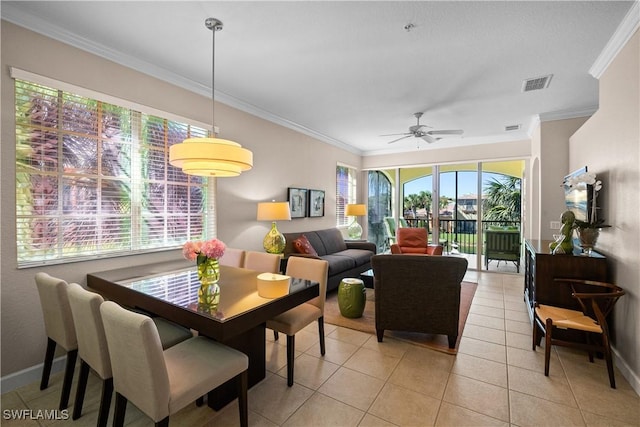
371, 254, 468, 348
282, 228, 377, 293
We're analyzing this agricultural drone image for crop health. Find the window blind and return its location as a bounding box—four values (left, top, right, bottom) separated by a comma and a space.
14, 76, 211, 267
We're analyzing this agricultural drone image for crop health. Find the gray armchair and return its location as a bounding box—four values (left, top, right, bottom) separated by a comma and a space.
371, 254, 468, 348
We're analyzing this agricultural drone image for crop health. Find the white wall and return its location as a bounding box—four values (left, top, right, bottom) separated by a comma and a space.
0, 22, 359, 378
569, 30, 640, 390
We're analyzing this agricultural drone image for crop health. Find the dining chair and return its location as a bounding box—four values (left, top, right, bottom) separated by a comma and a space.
100, 301, 249, 427
533, 278, 625, 388
266, 257, 329, 386
67, 283, 193, 427
34, 272, 77, 411
243, 250, 281, 273
219, 248, 245, 267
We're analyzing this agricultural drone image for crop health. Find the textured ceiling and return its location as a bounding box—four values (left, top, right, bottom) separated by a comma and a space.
2, 1, 635, 155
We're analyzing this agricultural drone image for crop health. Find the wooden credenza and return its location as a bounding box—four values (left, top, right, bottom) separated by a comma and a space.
524, 239, 609, 321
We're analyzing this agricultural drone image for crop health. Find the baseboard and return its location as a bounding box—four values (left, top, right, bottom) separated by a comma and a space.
613, 346, 640, 395
0, 356, 66, 393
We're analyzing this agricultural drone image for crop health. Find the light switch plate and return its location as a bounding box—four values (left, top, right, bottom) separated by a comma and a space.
550, 221, 561, 230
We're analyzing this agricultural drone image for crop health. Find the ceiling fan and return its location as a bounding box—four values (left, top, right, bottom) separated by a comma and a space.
382, 112, 464, 144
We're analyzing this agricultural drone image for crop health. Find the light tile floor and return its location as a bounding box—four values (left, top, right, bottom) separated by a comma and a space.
2, 271, 639, 426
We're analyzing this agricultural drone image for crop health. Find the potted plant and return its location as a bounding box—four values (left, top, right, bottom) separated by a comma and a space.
565, 172, 610, 254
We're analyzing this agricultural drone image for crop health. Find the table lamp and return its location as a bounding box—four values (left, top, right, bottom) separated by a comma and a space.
345, 203, 367, 239
257, 201, 291, 254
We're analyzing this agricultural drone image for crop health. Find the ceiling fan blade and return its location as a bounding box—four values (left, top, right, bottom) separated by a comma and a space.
387, 135, 412, 144
380, 132, 411, 137
426, 129, 464, 136
421, 134, 439, 144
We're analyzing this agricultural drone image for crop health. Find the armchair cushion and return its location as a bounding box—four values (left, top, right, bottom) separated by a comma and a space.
391, 228, 443, 255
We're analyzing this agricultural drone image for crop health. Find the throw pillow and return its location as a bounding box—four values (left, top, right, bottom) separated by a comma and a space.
293, 234, 318, 256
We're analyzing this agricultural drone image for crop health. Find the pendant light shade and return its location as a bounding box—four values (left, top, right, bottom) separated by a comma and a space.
169, 18, 253, 177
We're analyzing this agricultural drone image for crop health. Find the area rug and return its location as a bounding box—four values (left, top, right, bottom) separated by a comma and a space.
324, 281, 477, 354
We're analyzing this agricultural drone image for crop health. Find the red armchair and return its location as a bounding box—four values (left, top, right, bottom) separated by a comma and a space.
390, 227, 443, 255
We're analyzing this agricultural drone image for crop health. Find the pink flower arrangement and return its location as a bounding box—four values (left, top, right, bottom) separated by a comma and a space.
182, 238, 226, 261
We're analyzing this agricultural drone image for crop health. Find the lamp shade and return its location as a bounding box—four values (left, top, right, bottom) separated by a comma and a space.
169, 137, 253, 177
345, 204, 367, 216
257, 202, 292, 221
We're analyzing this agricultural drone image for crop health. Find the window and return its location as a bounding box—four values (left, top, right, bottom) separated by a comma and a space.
336, 164, 357, 226
15, 78, 209, 267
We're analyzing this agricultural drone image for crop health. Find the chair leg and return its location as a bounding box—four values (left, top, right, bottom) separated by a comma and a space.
59, 349, 77, 410
155, 417, 169, 427
72, 360, 90, 420
273, 330, 279, 341
97, 378, 113, 427
318, 317, 325, 356
447, 335, 457, 349
286, 335, 295, 387
237, 370, 248, 427
544, 318, 553, 377
113, 392, 127, 427
40, 338, 56, 390
602, 332, 616, 388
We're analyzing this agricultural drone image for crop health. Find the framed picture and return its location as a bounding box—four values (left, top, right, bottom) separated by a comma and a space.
308, 189, 325, 217
287, 187, 308, 218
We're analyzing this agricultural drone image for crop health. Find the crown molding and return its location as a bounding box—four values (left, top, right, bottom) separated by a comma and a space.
1, 4, 362, 156
589, 1, 640, 79
538, 106, 597, 122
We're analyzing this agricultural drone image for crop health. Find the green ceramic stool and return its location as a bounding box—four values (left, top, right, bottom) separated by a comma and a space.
338, 278, 366, 318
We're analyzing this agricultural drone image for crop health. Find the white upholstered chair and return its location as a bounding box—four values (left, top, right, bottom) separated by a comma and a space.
243, 250, 281, 273
219, 248, 245, 267
35, 272, 77, 410
266, 257, 329, 386
100, 301, 249, 427
67, 283, 193, 427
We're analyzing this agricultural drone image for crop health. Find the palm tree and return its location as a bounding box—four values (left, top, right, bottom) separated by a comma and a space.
483, 176, 521, 223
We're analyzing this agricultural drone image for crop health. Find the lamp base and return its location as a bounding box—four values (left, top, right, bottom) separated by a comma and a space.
347, 219, 363, 240
263, 222, 286, 254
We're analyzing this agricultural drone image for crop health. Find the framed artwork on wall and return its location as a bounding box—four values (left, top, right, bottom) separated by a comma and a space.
287, 187, 308, 218
308, 189, 325, 217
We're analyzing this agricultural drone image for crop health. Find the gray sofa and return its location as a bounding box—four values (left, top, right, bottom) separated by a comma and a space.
282, 228, 376, 293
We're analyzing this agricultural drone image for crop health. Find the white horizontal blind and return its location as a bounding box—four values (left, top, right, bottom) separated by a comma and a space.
15, 78, 210, 267
336, 164, 357, 227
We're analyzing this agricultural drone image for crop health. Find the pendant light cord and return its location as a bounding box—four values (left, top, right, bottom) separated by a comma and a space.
206, 18, 223, 135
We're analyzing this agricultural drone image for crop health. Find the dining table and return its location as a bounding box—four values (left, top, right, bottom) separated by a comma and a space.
86, 258, 319, 410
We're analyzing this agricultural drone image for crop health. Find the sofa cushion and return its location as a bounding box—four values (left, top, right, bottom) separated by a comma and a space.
321, 254, 356, 277
334, 249, 373, 267
316, 228, 348, 254
293, 234, 318, 256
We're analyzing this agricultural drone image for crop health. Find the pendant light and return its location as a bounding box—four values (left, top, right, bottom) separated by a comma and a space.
169, 18, 253, 177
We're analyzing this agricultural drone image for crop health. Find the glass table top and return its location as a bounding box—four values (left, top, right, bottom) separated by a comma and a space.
115, 265, 316, 322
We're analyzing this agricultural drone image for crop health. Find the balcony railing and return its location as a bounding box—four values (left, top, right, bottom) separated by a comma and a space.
404, 218, 521, 254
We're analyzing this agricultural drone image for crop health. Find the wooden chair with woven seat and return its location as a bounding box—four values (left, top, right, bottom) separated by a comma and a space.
243, 250, 281, 273
532, 278, 625, 388
390, 227, 443, 255
34, 272, 78, 411
100, 301, 249, 427
267, 256, 329, 386
66, 283, 193, 427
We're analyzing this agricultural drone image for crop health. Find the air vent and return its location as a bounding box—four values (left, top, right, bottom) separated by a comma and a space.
522, 74, 553, 92
505, 124, 521, 131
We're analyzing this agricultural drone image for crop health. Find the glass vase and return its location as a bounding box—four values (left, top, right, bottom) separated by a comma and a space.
576, 228, 600, 256
197, 256, 220, 313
